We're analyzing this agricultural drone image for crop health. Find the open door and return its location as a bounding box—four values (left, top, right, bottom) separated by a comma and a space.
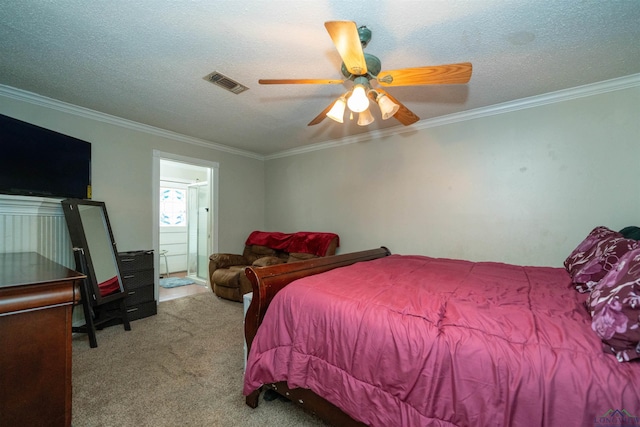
186, 181, 210, 283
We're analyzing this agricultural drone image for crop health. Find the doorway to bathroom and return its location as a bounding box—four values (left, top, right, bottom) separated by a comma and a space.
152, 151, 219, 301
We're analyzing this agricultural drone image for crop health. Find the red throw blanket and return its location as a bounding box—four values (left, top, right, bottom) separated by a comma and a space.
245, 231, 338, 257
288, 232, 339, 256
245, 231, 293, 251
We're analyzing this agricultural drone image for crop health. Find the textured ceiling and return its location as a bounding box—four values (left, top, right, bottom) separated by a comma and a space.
1, 1, 639, 156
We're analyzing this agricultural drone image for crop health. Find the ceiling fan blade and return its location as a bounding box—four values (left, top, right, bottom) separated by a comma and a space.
307, 99, 338, 126
377, 62, 472, 86
324, 21, 367, 75
375, 88, 419, 126
259, 78, 344, 85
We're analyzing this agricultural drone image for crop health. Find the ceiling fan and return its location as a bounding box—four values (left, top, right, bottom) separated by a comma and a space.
259, 21, 472, 127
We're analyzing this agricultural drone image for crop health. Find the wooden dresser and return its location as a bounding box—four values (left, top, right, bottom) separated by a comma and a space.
0, 252, 84, 427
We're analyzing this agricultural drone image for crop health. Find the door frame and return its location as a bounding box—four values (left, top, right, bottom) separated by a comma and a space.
185, 181, 211, 281
152, 150, 219, 300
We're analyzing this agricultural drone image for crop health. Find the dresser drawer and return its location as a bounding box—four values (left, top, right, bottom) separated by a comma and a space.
118, 250, 153, 273
125, 284, 154, 307
126, 300, 157, 321
121, 269, 154, 290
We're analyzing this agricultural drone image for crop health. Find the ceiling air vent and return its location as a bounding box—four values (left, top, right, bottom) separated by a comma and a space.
203, 71, 249, 94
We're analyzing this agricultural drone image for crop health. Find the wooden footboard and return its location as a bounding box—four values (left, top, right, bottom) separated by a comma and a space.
243, 246, 391, 419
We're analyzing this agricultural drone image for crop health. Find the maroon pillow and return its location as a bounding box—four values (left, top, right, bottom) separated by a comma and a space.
564, 226, 620, 277
587, 248, 640, 362
572, 236, 639, 293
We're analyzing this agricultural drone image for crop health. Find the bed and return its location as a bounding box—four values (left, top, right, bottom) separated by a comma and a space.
243, 230, 640, 426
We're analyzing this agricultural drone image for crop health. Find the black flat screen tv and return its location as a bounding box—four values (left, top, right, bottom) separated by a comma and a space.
0, 113, 91, 199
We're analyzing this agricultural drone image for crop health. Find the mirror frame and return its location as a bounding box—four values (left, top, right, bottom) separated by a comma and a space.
61, 199, 126, 305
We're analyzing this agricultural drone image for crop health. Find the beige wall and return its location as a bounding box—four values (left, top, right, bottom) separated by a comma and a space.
2, 84, 638, 268
0, 93, 265, 255
264, 86, 640, 266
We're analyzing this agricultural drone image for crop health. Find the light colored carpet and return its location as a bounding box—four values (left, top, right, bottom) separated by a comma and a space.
72, 292, 327, 426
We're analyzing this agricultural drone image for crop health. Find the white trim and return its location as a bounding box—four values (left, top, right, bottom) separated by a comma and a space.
264, 73, 640, 159
160, 179, 192, 186
152, 150, 218, 298
0, 84, 263, 160
153, 150, 220, 170
0, 194, 65, 216
0, 194, 73, 267
3, 73, 639, 161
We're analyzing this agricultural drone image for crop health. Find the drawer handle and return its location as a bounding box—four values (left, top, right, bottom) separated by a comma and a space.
121, 258, 135, 262
128, 291, 136, 296
124, 275, 135, 279
126, 307, 139, 313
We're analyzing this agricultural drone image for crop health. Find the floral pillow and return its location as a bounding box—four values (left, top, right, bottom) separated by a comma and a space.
587, 248, 640, 362
570, 235, 638, 293
564, 226, 620, 277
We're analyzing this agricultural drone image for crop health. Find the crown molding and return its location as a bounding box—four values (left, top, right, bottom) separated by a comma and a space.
265, 73, 640, 160
2, 73, 638, 163
0, 85, 265, 161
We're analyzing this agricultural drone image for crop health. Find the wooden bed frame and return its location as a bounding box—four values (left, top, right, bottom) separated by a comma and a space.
244, 246, 391, 425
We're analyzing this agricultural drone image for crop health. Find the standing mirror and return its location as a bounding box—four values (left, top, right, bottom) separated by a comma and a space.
62, 199, 130, 347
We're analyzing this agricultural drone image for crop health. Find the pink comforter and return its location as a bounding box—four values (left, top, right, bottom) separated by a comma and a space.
243, 255, 640, 426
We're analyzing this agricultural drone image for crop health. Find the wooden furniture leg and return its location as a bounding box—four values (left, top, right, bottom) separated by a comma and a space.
246, 389, 261, 408
71, 248, 131, 347
119, 299, 131, 331
72, 249, 98, 348
72, 277, 98, 348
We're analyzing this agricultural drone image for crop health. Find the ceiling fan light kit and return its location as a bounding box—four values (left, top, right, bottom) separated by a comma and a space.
260, 21, 472, 128
326, 95, 347, 123
376, 92, 400, 120
346, 79, 370, 113
357, 108, 375, 126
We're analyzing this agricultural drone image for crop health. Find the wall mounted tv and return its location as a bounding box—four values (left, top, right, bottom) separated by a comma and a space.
0, 114, 91, 199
